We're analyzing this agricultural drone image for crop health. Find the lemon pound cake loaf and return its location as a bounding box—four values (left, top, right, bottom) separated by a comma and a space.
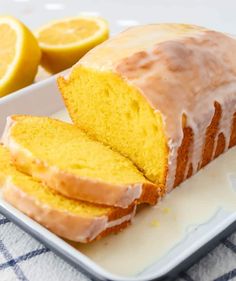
2, 115, 158, 208
0, 145, 135, 242
58, 23, 236, 192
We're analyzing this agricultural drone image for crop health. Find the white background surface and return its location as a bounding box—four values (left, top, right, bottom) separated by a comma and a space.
1, 0, 236, 36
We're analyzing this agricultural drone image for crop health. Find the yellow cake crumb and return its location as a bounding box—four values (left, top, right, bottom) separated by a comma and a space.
150, 219, 160, 227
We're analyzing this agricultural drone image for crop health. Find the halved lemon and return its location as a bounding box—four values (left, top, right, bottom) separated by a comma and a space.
36, 16, 109, 73
0, 16, 41, 97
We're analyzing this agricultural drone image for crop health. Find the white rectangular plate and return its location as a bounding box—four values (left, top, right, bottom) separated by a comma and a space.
0, 74, 235, 281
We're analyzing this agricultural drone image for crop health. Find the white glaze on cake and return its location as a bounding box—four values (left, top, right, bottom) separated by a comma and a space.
77, 24, 236, 190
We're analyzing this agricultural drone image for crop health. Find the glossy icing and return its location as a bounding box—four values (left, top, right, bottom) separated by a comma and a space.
78, 23, 236, 190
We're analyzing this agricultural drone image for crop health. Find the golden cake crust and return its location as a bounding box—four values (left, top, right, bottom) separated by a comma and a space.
174, 103, 236, 187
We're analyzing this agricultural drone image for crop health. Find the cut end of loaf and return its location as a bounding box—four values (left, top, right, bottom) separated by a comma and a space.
58, 66, 169, 189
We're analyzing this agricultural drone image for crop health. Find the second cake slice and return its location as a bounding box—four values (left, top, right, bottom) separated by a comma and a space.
0, 145, 135, 242
2, 115, 159, 208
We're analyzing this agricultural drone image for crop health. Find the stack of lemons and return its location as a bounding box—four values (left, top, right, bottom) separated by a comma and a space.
0, 16, 109, 97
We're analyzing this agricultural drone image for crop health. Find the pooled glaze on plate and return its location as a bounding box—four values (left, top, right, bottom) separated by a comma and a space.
52, 109, 236, 276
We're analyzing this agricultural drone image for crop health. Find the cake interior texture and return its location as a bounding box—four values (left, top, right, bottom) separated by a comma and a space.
59, 67, 168, 186
0, 145, 112, 217
9, 115, 149, 185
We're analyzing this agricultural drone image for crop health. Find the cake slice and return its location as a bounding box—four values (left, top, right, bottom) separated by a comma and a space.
58, 23, 236, 191
2, 115, 159, 208
0, 145, 135, 243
